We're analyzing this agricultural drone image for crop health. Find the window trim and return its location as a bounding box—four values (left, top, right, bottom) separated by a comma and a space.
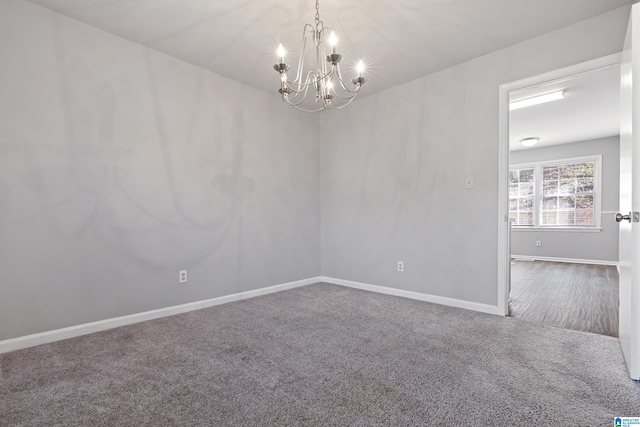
510, 154, 602, 229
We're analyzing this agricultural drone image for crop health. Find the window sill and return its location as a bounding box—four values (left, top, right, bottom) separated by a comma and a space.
511, 226, 602, 233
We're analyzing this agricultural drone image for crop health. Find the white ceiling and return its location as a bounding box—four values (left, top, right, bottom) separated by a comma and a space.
26, 0, 634, 99
509, 65, 621, 151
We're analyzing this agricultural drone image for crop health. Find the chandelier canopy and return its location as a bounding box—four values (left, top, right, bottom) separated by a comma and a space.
273, 0, 366, 112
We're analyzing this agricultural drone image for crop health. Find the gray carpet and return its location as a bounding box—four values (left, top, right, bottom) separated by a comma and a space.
1, 283, 639, 426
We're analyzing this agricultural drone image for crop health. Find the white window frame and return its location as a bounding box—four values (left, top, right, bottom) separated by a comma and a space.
510, 154, 602, 230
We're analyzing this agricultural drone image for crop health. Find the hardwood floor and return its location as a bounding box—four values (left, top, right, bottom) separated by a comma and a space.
509, 260, 619, 337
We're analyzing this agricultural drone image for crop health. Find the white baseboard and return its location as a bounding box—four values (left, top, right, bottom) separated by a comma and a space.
320, 276, 500, 315
510, 255, 618, 267
1, 275, 503, 354
0, 277, 321, 355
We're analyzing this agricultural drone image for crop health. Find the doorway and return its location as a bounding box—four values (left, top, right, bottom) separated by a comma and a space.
507, 64, 620, 336
497, 54, 623, 332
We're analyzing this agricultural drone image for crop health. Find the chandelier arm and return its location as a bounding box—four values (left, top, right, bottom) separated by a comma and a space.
332, 83, 362, 98
329, 89, 358, 101
284, 69, 333, 90
317, 32, 327, 82
282, 85, 307, 103
319, 24, 332, 77
289, 25, 315, 86
318, 62, 333, 100
287, 102, 326, 113
281, 71, 314, 102
326, 66, 359, 101
283, 82, 307, 96
282, 73, 315, 101
285, 75, 316, 105
322, 46, 330, 81
283, 88, 308, 104
319, 26, 332, 36
285, 71, 318, 94
330, 95, 359, 110
334, 66, 362, 94
327, 73, 359, 100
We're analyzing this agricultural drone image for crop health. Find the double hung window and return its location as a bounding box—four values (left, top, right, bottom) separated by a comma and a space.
509, 156, 601, 229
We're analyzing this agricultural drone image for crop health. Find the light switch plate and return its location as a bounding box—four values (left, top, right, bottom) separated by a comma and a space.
465, 176, 474, 189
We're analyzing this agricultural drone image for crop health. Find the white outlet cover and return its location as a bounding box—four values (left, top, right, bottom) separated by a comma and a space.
179, 270, 188, 283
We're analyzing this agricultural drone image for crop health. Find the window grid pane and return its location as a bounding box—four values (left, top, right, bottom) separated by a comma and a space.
540, 161, 595, 226
508, 167, 535, 226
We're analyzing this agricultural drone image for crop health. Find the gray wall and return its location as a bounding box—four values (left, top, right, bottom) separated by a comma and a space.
0, 0, 320, 341
319, 7, 630, 306
509, 136, 620, 262
0, 0, 632, 341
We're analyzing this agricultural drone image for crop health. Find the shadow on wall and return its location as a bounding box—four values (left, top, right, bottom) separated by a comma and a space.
0, 29, 259, 274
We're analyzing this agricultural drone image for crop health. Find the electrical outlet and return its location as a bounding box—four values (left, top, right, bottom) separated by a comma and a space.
536, 241, 541, 247
179, 270, 188, 283
397, 261, 404, 272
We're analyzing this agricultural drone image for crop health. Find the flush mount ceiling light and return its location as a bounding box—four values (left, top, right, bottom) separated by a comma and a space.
519, 137, 540, 147
509, 90, 565, 111
273, 0, 366, 112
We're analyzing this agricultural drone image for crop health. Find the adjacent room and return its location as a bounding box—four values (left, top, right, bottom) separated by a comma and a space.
507, 65, 621, 336
1, 0, 639, 425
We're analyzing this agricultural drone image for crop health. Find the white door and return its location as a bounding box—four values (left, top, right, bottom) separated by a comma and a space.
618, 4, 640, 381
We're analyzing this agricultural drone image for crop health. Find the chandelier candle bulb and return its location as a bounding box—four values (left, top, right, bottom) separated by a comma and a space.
356, 60, 365, 77
277, 43, 286, 63
329, 31, 338, 54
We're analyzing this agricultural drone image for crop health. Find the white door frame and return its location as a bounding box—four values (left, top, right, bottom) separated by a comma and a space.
497, 53, 622, 316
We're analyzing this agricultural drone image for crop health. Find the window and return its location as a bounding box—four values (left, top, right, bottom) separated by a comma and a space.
509, 167, 534, 226
509, 156, 601, 228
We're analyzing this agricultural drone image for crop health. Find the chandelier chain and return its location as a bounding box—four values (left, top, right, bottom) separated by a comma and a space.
315, 0, 320, 30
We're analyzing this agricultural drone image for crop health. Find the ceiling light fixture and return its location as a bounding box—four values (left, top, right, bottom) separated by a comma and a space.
273, 0, 366, 112
519, 137, 540, 147
509, 90, 565, 111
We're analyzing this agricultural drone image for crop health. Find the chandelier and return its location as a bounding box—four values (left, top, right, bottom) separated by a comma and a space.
273, 0, 366, 112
